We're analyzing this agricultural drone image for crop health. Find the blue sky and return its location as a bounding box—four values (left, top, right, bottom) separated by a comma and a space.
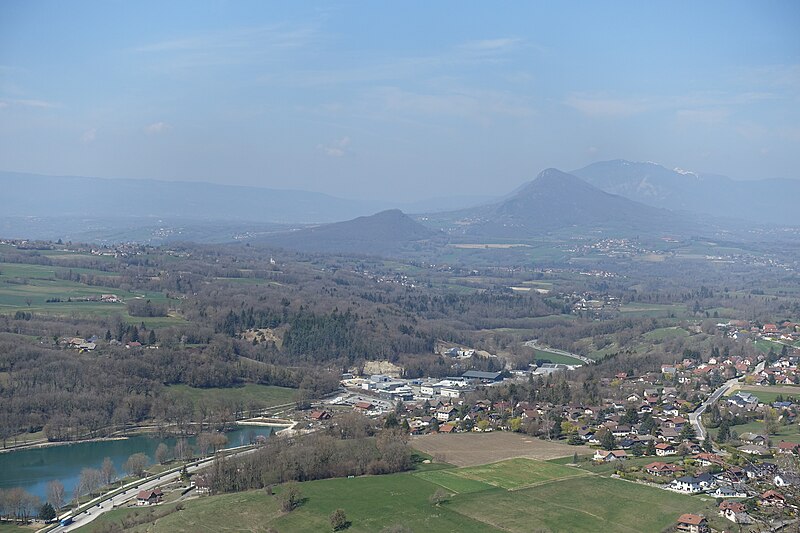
1, 1, 798, 201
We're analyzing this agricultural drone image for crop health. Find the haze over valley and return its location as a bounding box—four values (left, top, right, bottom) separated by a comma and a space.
1, 2, 799, 533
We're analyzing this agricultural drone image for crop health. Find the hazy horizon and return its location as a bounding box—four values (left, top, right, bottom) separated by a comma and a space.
2, 1, 799, 202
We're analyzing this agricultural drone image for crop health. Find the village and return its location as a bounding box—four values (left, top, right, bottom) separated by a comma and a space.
280, 319, 800, 532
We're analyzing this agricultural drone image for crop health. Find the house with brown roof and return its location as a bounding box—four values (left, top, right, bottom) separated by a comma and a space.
655, 442, 677, 456
645, 461, 684, 476
777, 440, 800, 454
593, 449, 627, 462
676, 513, 709, 533
693, 452, 723, 467
719, 501, 748, 523
136, 488, 163, 506
760, 490, 786, 507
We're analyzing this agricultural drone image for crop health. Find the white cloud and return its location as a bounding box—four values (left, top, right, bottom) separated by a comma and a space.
459, 38, 524, 52
131, 25, 317, 71
17, 99, 56, 108
145, 121, 171, 134
318, 136, 351, 157
0, 101, 8, 109
81, 128, 97, 143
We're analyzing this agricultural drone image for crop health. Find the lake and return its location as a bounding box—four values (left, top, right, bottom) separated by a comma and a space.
0, 425, 275, 502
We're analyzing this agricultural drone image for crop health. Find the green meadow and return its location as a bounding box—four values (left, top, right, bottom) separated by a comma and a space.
0, 261, 183, 327
75, 457, 717, 533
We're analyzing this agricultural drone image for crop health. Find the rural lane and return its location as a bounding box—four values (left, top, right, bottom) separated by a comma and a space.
48, 445, 259, 533
689, 361, 764, 443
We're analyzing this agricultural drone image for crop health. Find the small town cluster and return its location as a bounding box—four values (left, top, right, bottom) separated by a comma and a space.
293, 320, 800, 532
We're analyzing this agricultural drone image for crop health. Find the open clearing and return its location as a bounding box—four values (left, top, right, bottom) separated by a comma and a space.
0, 261, 183, 326
449, 474, 714, 533
417, 457, 590, 491
727, 384, 800, 404
164, 384, 296, 410
532, 347, 584, 365
76, 456, 714, 533
411, 431, 590, 466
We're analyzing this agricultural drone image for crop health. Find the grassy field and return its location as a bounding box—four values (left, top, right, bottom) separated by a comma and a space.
618, 303, 687, 318
411, 431, 590, 466
724, 419, 800, 444
449, 475, 714, 533
164, 384, 296, 409
532, 348, 584, 365
729, 385, 800, 404
75, 457, 715, 533
754, 338, 790, 354
0, 261, 183, 326
418, 457, 589, 491
643, 326, 689, 341
77, 473, 498, 533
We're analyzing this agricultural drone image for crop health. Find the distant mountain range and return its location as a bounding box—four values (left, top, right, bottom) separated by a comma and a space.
1, 161, 797, 247
260, 169, 701, 255
0, 171, 370, 224
260, 209, 441, 255
0, 171, 494, 225
571, 160, 799, 226
420, 168, 695, 239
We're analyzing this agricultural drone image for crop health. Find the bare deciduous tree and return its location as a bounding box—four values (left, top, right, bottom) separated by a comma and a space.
101, 457, 117, 486
46, 480, 65, 511
122, 453, 150, 478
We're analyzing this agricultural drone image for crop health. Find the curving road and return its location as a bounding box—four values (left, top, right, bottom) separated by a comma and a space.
523, 340, 595, 364
47, 445, 258, 533
689, 361, 764, 444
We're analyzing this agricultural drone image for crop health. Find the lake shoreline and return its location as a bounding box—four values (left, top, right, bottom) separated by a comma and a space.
0, 419, 294, 455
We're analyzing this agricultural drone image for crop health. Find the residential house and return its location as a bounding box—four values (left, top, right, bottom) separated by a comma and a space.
436, 406, 458, 422
712, 486, 747, 499
718, 501, 748, 523
593, 449, 628, 462
760, 490, 786, 508
136, 488, 163, 506
739, 432, 767, 446
737, 444, 769, 456
693, 453, 723, 467
774, 471, 800, 487
776, 441, 800, 454
645, 461, 684, 477
743, 462, 777, 480
655, 443, 677, 456
715, 467, 746, 484
728, 392, 759, 409
676, 513, 709, 533
670, 473, 715, 494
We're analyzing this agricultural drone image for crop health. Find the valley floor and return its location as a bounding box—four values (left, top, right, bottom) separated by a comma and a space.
72, 446, 720, 533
